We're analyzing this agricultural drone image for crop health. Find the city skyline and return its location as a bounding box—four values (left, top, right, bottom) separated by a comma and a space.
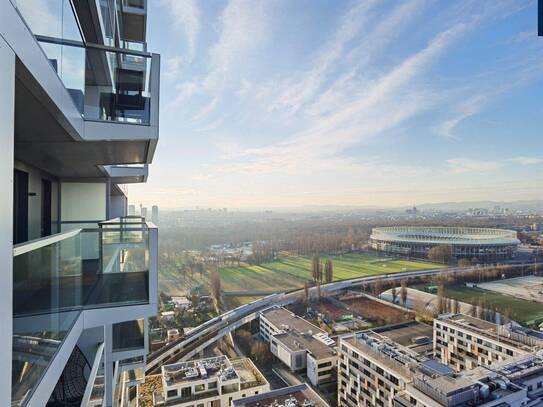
128, 0, 542, 209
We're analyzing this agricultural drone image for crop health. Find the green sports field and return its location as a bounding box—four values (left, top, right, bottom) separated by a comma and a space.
437, 285, 543, 327
219, 253, 444, 293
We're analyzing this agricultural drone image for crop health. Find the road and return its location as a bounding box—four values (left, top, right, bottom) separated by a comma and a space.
146, 262, 539, 374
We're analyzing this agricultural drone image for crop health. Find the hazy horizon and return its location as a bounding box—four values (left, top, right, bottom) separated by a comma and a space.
128, 0, 543, 208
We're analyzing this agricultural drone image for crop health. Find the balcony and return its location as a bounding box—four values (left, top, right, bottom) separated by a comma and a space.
12, 217, 157, 406
11, 0, 159, 177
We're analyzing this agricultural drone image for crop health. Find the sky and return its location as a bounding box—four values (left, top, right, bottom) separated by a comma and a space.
128, 0, 543, 209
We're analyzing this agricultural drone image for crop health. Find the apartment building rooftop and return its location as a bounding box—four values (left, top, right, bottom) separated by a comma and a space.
162, 355, 237, 386
261, 308, 328, 338
345, 330, 424, 379
230, 358, 268, 390
438, 314, 543, 351
372, 320, 434, 355
493, 352, 543, 385
274, 329, 336, 360
232, 384, 329, 407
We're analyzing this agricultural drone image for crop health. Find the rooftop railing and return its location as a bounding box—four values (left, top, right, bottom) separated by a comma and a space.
12, 216, 156, 406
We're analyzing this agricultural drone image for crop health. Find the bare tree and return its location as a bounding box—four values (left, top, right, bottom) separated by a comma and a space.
210, 268, 222, 308
400, 280, 408, 306
428, 245, 453, 264
391, 286, 398, 304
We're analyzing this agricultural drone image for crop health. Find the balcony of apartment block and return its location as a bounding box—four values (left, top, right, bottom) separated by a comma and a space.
101, 164, 149, 184
5, 0, 159, 169
11, 216, 157, 406
120, 0, 148, 44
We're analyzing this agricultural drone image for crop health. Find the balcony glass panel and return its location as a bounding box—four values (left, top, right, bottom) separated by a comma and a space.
18, 0, 86, 113
12, 217, 154, 404
122, 0, 146, 9
84, 47, 152, 124
113, 319, 145, 352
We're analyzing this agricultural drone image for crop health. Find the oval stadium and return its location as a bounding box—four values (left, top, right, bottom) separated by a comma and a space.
370, 226, 520, 261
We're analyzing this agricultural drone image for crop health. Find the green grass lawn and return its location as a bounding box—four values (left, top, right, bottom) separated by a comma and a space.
433, 285, 543, 327
219, 253, 444, 293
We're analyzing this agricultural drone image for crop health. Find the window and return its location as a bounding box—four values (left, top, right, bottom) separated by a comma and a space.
167, 389, 178, 398
181, 387, 192, 398
208, 381, 217, 389
194, 384, 205, 392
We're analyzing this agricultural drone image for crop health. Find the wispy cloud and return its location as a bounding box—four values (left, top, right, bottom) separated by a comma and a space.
436, 94, 488, 139
166, 0, 200, 61
509, 156, 543, 165
164, 55, 184, 79
446, 158, 502, 174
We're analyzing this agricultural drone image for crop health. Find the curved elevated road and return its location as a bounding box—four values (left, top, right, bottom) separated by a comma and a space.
146, 262, 535, 374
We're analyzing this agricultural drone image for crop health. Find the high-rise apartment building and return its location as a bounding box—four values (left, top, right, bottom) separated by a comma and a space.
434, 314, 543, 371
128, 204, 136, 216
1, 0, 160, 405
141, 206, 148, 219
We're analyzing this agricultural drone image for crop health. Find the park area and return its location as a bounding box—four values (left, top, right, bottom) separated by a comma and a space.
218, 253, 444, 293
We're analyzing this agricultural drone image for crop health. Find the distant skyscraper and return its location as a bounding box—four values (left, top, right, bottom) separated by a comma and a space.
152, 205, 159, 224
141, 207, 148, 219
128, 204, 136, 215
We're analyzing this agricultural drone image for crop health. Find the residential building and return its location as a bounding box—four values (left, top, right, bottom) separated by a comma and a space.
394, 366, 532, 407
338, 329, 425, 406
142, 206, 148, 219
149, 355, 270, 407
492, 352, 543, 402
232, 383, 330, 407
128, 204, 136, 215
339, 327, 540, 407
434, 314, 543, 371
1, 0, 160, 405
260, 308, 337, 386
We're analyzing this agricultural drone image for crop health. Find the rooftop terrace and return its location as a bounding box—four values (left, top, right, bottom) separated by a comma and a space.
232, 384, 329, 407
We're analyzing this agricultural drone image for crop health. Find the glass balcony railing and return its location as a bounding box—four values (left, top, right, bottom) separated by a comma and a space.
12, 217, 156, 405
17, 0, 157, 124
113, 319, 145, 352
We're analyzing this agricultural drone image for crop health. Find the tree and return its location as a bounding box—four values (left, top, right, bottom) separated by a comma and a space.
210, 268, 221, 308
303, 281, 309, 304
251, 341, 273, 365
400, 280, 408, 306
458, 258, 472, 268
391, 285, 398, 304
428, 245, 453, 264
324, 259, 334, 283
316, 280, 322, 302
437, 284, 445, 314
373, 277, 383, 296
453, 298, 460, 314
312, 255, 320, 282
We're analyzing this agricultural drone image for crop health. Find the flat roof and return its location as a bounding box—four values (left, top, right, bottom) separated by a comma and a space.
162, 355, 237, 387
232, 384, 329, 407
262, 308, 326, 336
373, 321, 433, 355
273, 330, 336, 360
230, 358, 268, 389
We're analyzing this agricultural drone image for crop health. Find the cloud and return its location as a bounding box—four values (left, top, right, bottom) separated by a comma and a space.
166, 0, 200, 61
509, 156, 543, 165
446, 158, 502, 174
436, 94, 488, 139
164, 55, 184, 78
